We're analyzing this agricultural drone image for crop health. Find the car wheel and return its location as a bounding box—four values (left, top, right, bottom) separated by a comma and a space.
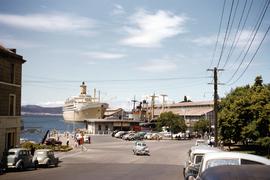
34, 160, 38, 170
18, 163, 24, 171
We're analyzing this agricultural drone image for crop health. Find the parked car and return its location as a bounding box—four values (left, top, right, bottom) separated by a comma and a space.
7, 148, 37, 170
114, 131, 127, 138
194, 152, 270, 179
132, 141, 150, 155
144, 133, 152, 140
184, 145, 221, 180
195, 139, 207, 146
149, 133, 162, 140
122, 133, 135, 140
33, 149, 59, 167
197, 165, 270, 180
111, 130, 119, 137
132, 132, 146, 141
45, 138, 62, 146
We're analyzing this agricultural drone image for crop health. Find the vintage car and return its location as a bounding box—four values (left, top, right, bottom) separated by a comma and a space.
184, 145, 221, 180
196, 165, 270, 180
132, 141, 150, 155
33, 149, 59, 167
7, 148, 37, 170
193, 152, 270, 179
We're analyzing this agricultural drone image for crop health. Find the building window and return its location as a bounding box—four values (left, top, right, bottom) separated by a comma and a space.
9, 94, 16, 116
10, 63, 15, 83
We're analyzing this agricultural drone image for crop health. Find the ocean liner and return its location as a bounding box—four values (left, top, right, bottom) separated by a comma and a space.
63, 82, 108, 121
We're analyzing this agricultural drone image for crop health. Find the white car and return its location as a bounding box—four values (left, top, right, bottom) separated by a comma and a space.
132, 141, 150, 155
184, 145, 221, 179
196, 152, 270, 178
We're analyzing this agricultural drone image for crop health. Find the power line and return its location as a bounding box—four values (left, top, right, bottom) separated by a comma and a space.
227, 23, 270, 85
225, 0, 270, 84
208, 0, 227, 69
24, 76, 211, 84
217, 0, 235, 68
222, 0, 249, 69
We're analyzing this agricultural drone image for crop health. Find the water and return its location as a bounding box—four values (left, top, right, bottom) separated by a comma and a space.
21, 115, 85, 143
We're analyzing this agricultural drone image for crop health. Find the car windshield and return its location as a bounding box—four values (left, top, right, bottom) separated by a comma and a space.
206, 159, 239, 169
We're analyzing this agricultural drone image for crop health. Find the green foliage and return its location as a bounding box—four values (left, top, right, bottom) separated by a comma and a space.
219, 76, 270, 146
157, 111, 187, 134
21, 142, 73, 152
193, 118, 210, 133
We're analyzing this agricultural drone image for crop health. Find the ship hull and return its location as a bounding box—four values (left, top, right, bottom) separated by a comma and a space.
63, 106, 107, 122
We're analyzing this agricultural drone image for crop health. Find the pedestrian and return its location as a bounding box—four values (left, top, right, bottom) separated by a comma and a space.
88, 136, 91, 144
30, 145, 35, 156
66, 138, 70, 146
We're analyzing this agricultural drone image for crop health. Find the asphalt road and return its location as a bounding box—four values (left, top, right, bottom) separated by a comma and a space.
2, 136, 194, 180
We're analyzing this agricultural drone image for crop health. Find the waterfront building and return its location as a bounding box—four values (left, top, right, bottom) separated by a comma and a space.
0, 45, 26, 160
152, 101, 214, 131
85, 119, 140, 134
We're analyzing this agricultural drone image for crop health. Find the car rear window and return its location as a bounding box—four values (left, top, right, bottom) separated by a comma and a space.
8, 152, 15, 155
206, 159, 239, 169
36, 151, 46, 155
241, 159, 264, 165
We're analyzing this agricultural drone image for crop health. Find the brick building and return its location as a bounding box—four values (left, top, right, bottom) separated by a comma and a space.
0, 45, 26, 160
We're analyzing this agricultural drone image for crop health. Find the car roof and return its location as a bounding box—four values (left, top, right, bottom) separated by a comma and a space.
35, 149, 52, 152
203, 152, 270, 165
199, 165, 270, 180
191, 146, 221, 155
8, 148, 28, 152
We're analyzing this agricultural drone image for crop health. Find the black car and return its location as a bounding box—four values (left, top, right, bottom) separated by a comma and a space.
197, 165, 270, 180
45, 138, 62, 145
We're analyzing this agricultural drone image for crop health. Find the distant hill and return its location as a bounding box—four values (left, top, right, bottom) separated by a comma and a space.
21, 105, 62, 116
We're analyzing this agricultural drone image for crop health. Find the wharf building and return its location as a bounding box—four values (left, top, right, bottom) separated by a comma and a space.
0, 45, 26, 160
134, 100, 214, 131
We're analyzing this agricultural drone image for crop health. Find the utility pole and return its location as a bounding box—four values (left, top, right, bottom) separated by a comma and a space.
207, 67, 224, 147
160, 94, 167, 112
150, 93, 158, 121
131, 96, 137, 111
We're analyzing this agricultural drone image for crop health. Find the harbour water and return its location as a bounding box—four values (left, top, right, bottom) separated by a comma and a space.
21, 115, 85, 143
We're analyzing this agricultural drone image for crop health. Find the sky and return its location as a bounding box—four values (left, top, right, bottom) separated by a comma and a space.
0, 0, 269, 110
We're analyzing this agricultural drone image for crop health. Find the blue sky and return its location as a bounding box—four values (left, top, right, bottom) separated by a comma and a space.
0, 0, 269, 109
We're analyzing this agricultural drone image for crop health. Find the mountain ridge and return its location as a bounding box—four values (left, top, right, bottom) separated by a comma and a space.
21, 105, 62, 115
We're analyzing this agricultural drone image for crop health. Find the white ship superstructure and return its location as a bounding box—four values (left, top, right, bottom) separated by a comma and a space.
63, 82, 108, 121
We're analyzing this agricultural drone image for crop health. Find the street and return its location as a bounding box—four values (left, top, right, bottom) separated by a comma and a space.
2, 136, 194, 180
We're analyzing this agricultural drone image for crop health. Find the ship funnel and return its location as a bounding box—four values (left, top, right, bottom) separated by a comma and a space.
80, 82, 87, 95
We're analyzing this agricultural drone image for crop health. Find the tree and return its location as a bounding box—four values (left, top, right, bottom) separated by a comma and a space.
157, 112, 187, 136
193, 118, 210, 134
219, 76, 270, 147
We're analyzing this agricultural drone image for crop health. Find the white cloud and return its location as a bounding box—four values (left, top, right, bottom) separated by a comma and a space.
83, 51, 126, 59
0, 13, 95, 34
138, 58, 178, 73
192, 30, 265, 49
121, 9, 187, 47
38, 101, 64, 107
0, 35, 42, 49
112, 4, 125, 15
